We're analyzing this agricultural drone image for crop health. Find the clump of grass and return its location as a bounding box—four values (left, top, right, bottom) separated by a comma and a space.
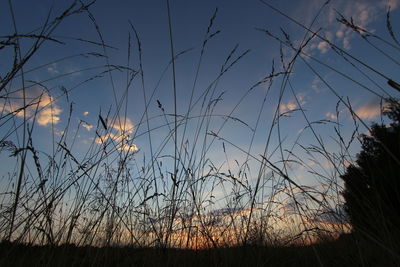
0, 0, 399, 265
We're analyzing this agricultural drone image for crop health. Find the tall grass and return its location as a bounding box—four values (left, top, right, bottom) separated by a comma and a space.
0, 1, 399, 264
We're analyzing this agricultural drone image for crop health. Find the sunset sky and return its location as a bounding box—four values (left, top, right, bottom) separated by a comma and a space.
1, 0, 400, 235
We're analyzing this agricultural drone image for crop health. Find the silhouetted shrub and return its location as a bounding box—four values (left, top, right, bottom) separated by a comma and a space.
341, 99, 400, 242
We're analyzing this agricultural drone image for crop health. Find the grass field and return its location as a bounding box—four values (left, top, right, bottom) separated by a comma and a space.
0, 234, 398, 267
1, 0, 400, 266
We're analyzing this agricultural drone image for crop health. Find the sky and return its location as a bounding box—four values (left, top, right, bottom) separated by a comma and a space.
1, 0, 400, 244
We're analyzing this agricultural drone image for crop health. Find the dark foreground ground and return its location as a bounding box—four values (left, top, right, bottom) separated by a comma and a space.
0, 234, 399, 267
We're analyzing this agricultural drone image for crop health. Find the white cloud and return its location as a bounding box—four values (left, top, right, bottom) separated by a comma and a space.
343, 36, 351, 50
95, 132, 139, 152
325, 112, 337, 120
37, 106, 62, 126
1, 89, 62, 127
54, 129, 65, 136
120, 143, 139, 152
279, 100, 297, 114
355, 101, 381, 120
109, 118, 134, 134
311, 76, 324, 93
81, 121, 93, 131
296, 92, 307, 106
95, 117, 138, 152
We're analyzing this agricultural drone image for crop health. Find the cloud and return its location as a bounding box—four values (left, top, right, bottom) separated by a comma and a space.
309, 206, 349, 225
355, 101, 381, 120
317, 41, 329, 54
95, 132, 139, 152
121, 143, 139, 152
95, 117, 139, 152
81, 121, 93, 131
296, 93, 307, 106
336, 30, 344, 38
54, 129, 65, 136
386, 0, 399, 9
2, 89, 62, 127
311, 76, 325, 93
47, 63, 59, 74
279, 100, 297, 114
283, 199, 299, 216
109, 118, 134, 134
325, 112, 337, 120
342, 34, 351, 50
305, 0, 398, 54
335, 0, 400, 49
35, 93, 62, 126
37, 106, 62, 126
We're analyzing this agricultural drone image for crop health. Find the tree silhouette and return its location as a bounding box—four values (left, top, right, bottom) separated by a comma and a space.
341, 99, 400, 242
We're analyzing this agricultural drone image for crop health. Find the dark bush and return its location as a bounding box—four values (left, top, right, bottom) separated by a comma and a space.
341, 99, 400, 243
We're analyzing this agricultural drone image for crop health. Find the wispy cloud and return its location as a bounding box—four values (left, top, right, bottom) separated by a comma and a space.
47, 63, 59, 74
303, 0, 399, 53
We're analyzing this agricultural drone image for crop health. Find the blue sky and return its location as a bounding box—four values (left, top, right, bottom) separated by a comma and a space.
1, 0, 400, 235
